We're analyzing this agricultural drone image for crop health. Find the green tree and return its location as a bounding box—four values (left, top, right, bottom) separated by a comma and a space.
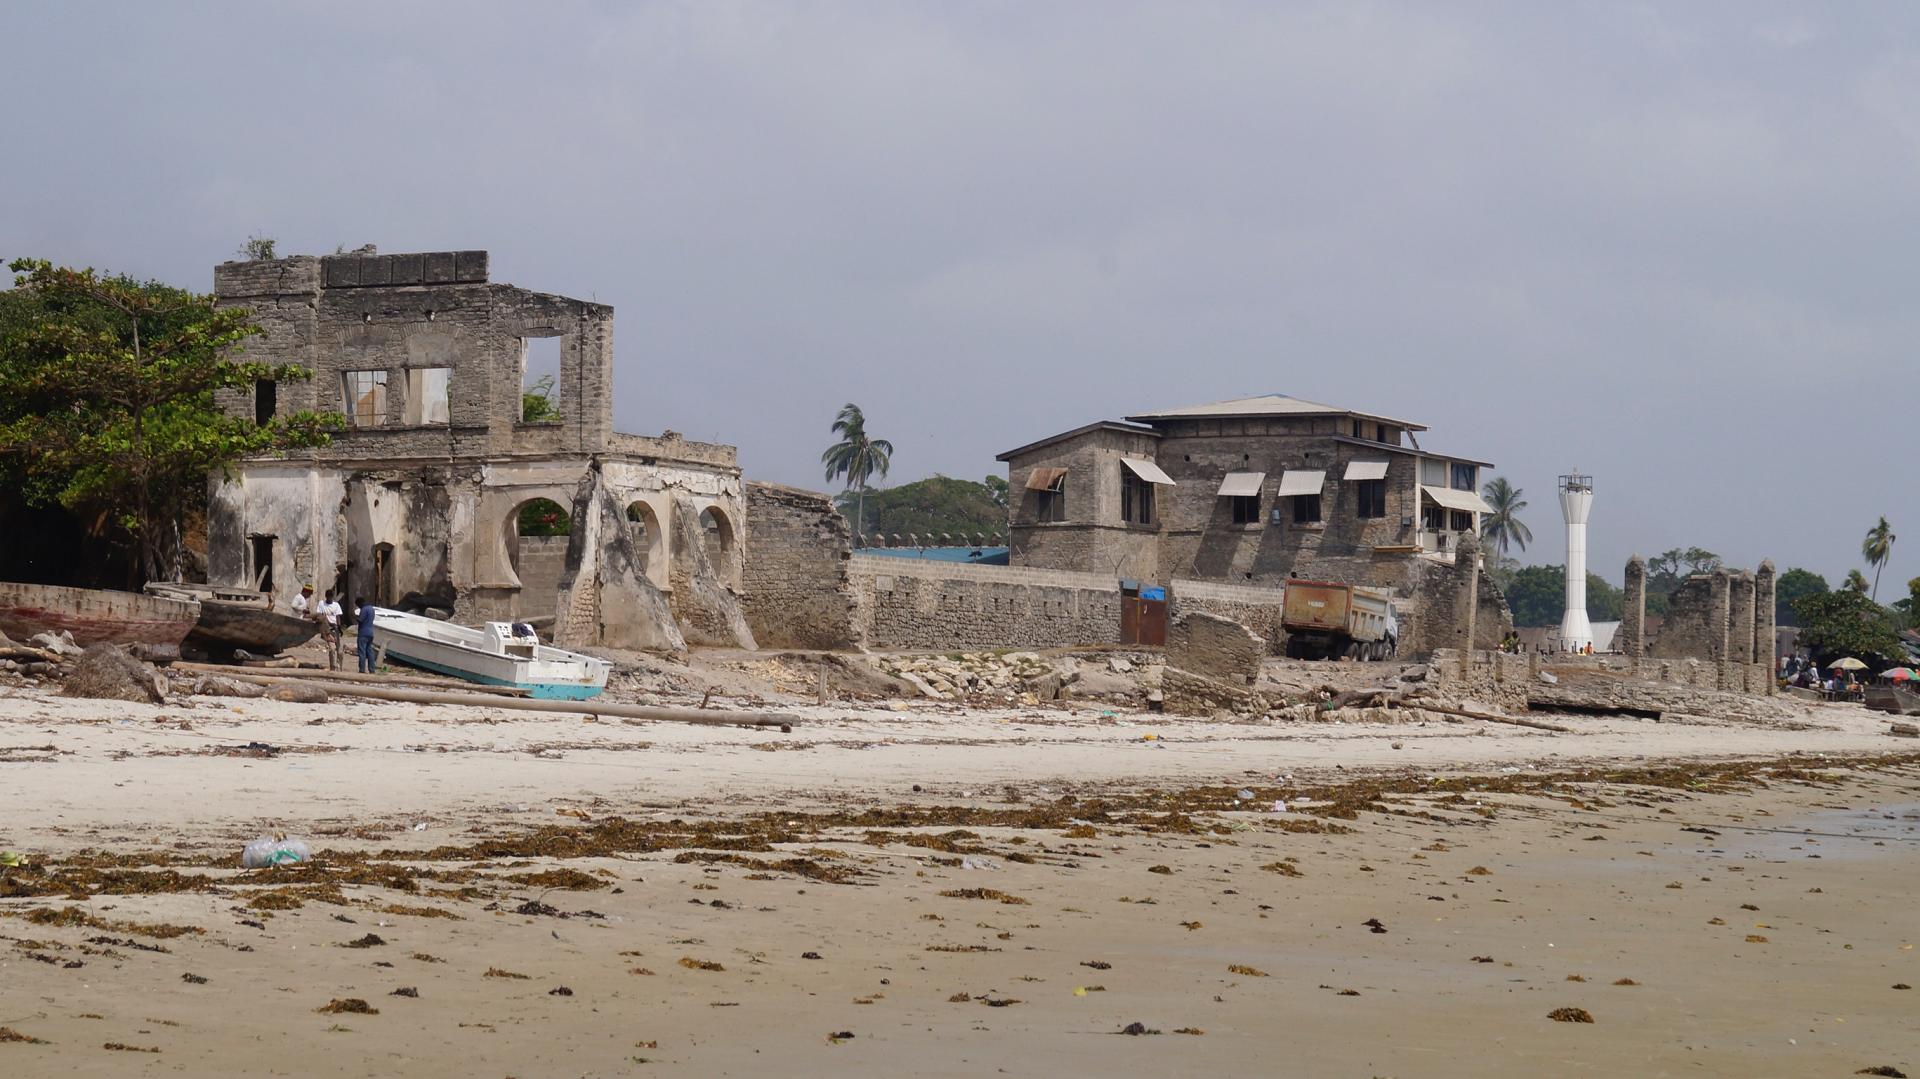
1479, 476, 1532, 555
820, 402, 892, 538
835, 475, 1006, 542
1845, 569, 1869, 594
516, 497, 570, 537
1644, 547, 1721, 617
1792, 589, 1904, 667
1862, 516, 1896, 601
1500, 564, 1623, 628
238, 234, 277, 261
521, 373, 559, 423
1773, 567, 1829, 627
0, 258, 338, 582
982, 474, 1010, 510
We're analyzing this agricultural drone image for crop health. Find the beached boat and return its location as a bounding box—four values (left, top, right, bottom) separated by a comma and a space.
370, 608, 610, 700
1864, 684, 1920, 716
0, 581, 200, 651
145, 582, 320, 655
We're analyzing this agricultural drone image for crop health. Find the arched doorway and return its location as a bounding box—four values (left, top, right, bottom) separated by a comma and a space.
625, 500, 667, 589
698, 505, 738, 590
505, 497, 572, 618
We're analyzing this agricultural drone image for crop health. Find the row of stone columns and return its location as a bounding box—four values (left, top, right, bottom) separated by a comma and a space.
1619, 556, 1775, 668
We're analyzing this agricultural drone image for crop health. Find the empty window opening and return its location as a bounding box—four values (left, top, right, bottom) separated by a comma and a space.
699, 507, 734, 567
342, 370, 388, 427
248, 535, 275, 593
1120, 468, 1155, 525
1450, 509, 1475, 532
404, 368, 452, 425
1356, 479, 1387, 519
1422, 501, 1447, 531
625, 502, 662, 575
1035, 476, 1066, 522
1230, 495, 1261, 525
253, 379, 276, 426
1292, 494, 1322, 524
1375, 423, 1388, 443
1451, 463, 1476, 491
520, 337, 563, 423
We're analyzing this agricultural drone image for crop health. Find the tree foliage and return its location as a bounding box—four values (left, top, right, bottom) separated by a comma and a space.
0, 258, 339, 582
521, 373, 559, 423
1791, 589, 1904, 667
1479, 476, 1532, 555
821, 402, 893, 537
1845, 569, 1869, 593
1500, 564, 1624, 628
1773, 567, 1828, 627
516, 497, 570, 537
1644, 547, 1721, 617
836, 475, 1007, 543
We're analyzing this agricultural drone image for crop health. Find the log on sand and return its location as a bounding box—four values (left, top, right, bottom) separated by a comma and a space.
173, 660, 531, 697
199, 673, 798, 731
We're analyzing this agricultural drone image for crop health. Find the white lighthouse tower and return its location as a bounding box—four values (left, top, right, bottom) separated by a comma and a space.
1557, 471, 1594, 652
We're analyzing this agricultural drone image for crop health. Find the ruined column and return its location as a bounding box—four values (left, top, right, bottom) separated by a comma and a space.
1619, 554, 1646, 658
1727, 571, 1755, 665
1707, 568, 1732, 687
1457, 531, 1481, 667
1754, 560, 1777, 694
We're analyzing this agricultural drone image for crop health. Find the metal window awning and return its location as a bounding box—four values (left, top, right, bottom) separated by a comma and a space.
1121, 457, 1176, 485
1275, 470, 1326, 498
1024, 467, 1067, 491
1216, 471, 1266, 498
1344, 460, 1389, 481
1421, 485, 1494, 514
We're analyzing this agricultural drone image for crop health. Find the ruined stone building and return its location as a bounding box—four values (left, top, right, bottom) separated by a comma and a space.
206, 249, 752, 652
997, 394, 1511, 651
1618, 556, 1776, 693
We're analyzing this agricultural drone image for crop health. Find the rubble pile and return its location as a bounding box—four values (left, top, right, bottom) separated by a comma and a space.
59, 644, 168, 704
878, 652, 1077, 702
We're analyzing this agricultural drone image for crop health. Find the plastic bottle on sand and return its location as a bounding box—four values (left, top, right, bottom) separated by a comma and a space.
242, 836, 311, 868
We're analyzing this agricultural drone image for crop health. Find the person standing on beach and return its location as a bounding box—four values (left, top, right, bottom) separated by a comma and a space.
291, 584, 313, 618
316, 590, 344, 671
355, 596, 378, 674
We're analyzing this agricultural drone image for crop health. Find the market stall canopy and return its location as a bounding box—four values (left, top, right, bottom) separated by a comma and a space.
1216, 472, 1266, 498
1421, 485, 1494, 514
1343, 460, 1390, 481
1275, 470, 1326, 498
1120, 458, 1176, 485
1024, 467, 1067, 491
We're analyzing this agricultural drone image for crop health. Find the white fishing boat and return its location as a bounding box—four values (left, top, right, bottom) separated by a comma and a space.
369, 609, 611, 700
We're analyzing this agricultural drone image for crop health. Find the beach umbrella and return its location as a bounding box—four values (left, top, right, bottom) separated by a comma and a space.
1828, 657, 1868, 671
1883, 667, 1915, 681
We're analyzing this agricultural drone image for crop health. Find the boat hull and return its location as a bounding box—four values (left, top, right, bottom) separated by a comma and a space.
371, 610, 609, 700
146, 583, 319, 654
381, 652, 605, 700
0, 582, 199, 650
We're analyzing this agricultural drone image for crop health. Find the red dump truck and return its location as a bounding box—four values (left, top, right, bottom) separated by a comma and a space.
1281, 580, 1399, 661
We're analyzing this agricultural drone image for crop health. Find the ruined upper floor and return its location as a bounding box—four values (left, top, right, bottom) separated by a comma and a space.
212, 248, 735, 470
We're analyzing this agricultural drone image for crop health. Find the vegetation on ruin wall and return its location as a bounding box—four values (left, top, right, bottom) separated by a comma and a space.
0, 258, 341, 584
836, 475, 1010, 543
1791, 589, 1905, 667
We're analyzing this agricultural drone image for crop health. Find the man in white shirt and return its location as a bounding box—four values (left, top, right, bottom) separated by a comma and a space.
291, 585, 313, 618
317, 589, 345, 670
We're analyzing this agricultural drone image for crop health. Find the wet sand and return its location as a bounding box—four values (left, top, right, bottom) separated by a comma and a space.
2, 683, 1916, 1076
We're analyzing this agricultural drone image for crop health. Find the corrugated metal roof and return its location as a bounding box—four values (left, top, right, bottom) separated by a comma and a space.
1125, 393, 1426, 430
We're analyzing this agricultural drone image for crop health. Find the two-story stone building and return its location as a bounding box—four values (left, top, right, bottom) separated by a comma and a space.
997, 393, 1499, 594
205, 248, 751, 651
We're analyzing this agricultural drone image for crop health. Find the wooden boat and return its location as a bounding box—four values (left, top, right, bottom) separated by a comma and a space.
144, 583, 320, 655
1863, 684, 1920, 716
0, 581, 199, 651
370, 608, 610, 700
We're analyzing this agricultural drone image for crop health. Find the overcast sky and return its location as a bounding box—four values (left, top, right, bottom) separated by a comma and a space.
4, 2, 1915, 595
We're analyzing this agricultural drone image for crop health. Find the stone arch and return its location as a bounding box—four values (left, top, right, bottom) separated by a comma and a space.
494, 488, 576, 616
697, 504, 740, 590
623, 497, 670, 590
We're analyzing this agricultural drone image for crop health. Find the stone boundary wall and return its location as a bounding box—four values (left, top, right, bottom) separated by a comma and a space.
742, 482, 859, 649
844, 554, 1290, 653
1430, 648, 1773, 711
512, 535, 569, 619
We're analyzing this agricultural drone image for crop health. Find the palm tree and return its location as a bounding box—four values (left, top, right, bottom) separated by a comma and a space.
1863, 516, 1896, 601
821, 403, 893, 539
1845, 568, 1870, 594
1479, 476, 1533, 555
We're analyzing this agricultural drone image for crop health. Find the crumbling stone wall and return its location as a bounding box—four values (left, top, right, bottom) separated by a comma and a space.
510, 536, 569, 620
667, 500, 756, 649
1652, 571, 1730, 663
741, 482, 859, 650
1165, 579, 1290, 654
1727, 572, 1755, 664
1430, 649, 1783, 711
553, 465, 685, 653
1753, 561, 1776, 669
1618, 555, 1647, 657
1161, 612, 1266, 715
1399, 532, 1510, 657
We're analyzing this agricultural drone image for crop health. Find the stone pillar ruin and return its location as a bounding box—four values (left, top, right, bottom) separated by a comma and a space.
1619, 555, 1646, 657
1754, 560, 1777, 694
1727, 571, 1755, 665
1457, 531, 1481, 673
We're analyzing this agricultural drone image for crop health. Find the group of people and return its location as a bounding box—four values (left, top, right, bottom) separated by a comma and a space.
1780, 655, 1860, 699
290, 586, 380, 674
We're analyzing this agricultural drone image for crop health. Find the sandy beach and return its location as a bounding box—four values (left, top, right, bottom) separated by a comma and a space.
2, 655, 1916, 1077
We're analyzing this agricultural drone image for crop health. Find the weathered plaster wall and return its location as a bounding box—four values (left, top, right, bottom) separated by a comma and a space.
741, 482, 859, 650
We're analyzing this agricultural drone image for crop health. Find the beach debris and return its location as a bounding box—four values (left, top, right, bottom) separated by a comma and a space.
1466, 866, 1493, 876
1613, 978, 1638, 986
548, 986, 573, 996
1081, 960, 1112, 970
316, 999, 378, 1015
1471, 956, 1495, 963
191, 675, 267, 699
1173, 1027, 1205, 1035
1857, 1068, 1908, 1078
103, 1042, 160, 1053
0, 851, 25, 867
390, 987, 419, 998
1180, 921, 1203, 931
958, 857, 999, 871
180, 973, 208, 984
0, 1027, 49, 1044
938, 888, 1028, 905
484, 968, 529, 979
1236, 789, 1255, 800
1148, 865, 1173, 875
679, 957, 725, 971
1363, 918, 1388, 934
241, 836, 311, 868
801, 951, 823, 960
1547, 1007, 1594, 1023
1745, 935, 1769, 943
1118, 1022, 1161, 1036
341, 934, 387, 949
60, 645, 166, 703
1227, 964, 1268, 977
